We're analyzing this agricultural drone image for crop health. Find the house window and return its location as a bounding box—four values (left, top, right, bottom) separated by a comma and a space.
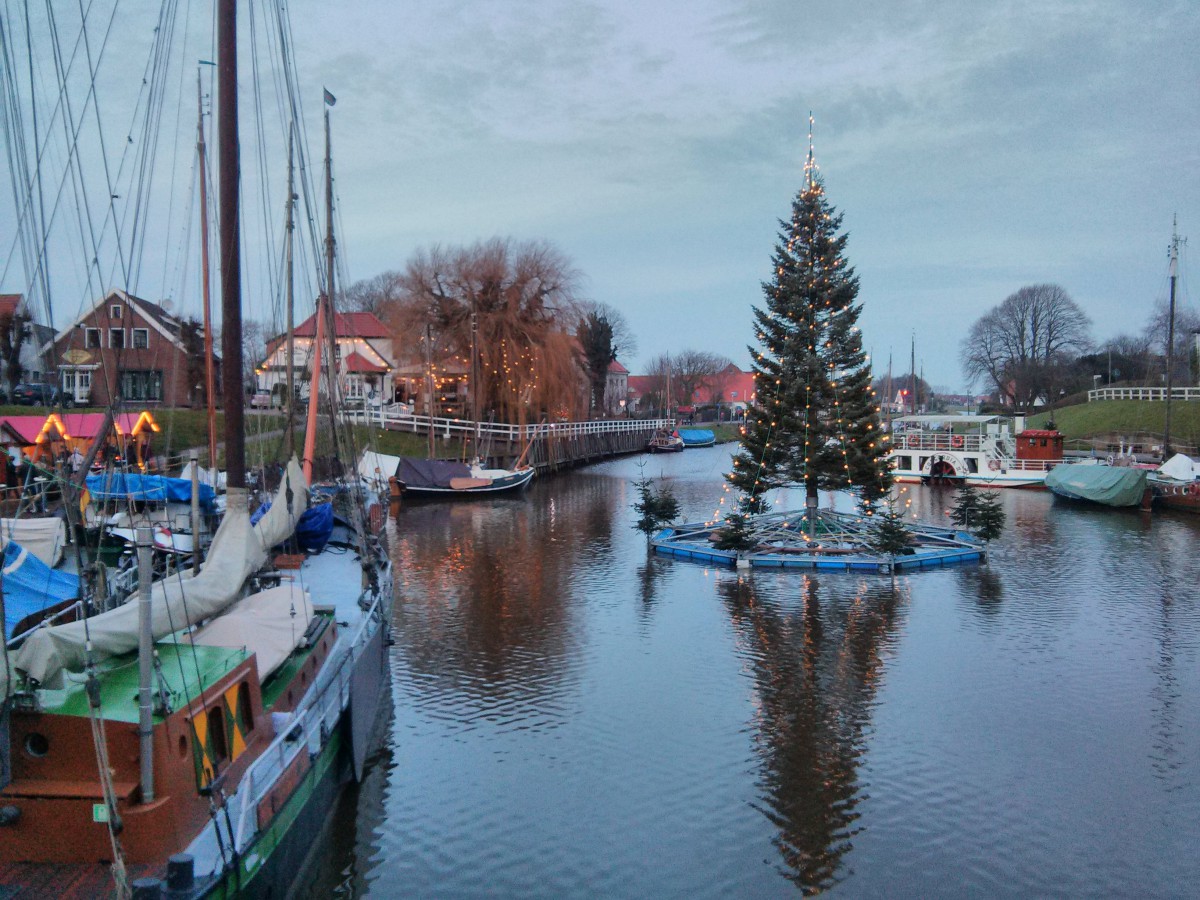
132, 328, 149, 349
109, 328, 126, 349
110, 304, 122, 319
85, 328, 101, 349
120, 369, 163, 401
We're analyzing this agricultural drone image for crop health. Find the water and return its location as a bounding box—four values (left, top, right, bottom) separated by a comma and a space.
307, 447, 1200, 897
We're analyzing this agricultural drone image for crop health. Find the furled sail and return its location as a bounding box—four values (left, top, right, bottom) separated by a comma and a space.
14, 459, 308, 688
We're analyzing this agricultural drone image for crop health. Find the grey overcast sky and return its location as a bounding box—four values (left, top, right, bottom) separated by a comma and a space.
5, 0, 1198, 389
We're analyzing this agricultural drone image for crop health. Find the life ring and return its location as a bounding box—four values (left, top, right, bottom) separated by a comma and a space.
1106, 454, 1114, 466
951, 435, 964, 449
1190, 483, 1200, 497
987, 460, 1000, 471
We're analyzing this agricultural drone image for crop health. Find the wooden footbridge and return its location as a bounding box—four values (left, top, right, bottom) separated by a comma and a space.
344, 406, 675, 472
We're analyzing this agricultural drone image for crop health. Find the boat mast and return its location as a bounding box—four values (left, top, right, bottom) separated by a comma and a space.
217, 0, 245, 489
285, 127, 296, 459
196, 71, 218, 474
426, 323, 436, 458
471, 303, 480, 460
910, 333, 916, 416
1162, 217, 1185, 460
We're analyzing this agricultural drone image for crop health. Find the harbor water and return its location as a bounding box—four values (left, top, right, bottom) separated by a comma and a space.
307, 446, 1200, 897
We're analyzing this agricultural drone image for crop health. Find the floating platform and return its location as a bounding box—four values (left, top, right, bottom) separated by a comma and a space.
651, 508, 984, 572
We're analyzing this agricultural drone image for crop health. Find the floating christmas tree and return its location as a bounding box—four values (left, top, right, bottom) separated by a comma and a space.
728, 117, 891, 519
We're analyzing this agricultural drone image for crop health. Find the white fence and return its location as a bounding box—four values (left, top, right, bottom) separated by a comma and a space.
1088, 387, 1200, 402
342, 404, 672, 442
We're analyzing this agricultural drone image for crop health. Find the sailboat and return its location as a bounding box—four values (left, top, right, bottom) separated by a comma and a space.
0, 5, 393, 897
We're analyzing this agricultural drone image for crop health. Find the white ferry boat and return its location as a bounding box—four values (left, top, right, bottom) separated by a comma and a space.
887, 415, 1063, 489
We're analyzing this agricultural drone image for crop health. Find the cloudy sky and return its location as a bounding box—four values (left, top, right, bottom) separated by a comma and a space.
5, 0, 1198, 389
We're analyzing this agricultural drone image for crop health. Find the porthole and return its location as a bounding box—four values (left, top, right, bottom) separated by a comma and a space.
24, 733, 49, 758
178, 734, 189, 758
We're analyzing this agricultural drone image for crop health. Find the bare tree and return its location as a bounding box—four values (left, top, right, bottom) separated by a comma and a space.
672, 350, 726, 411
1142, 301, 1200, 386
960, 284, 1091, 409
341, 270, 405, 315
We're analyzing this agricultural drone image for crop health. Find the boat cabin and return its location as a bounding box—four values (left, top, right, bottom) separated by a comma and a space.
1015, 428, 1063, 463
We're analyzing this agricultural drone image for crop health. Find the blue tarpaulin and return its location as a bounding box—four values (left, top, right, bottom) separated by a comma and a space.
85, 473, 215, 509
2, 542, 80, 639
251, 500, 334, 553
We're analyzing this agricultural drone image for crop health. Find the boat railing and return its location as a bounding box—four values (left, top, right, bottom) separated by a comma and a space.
890, 433, 990, 453
340, 408, 673, 442
230, 584, 387, 853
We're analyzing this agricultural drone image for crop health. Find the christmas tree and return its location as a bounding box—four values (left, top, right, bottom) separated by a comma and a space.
728, 123, 891, 518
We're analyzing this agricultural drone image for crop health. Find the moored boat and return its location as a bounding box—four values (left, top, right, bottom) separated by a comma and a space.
394, 455, 534, 497
1149, 453, 1200, 513
887, 415, 1063, 488
647, 428, 684, 453
678, 428, 716, 448
1044, 460, 1151, 508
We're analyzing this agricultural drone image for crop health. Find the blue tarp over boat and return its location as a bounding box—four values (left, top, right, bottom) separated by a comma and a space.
3, 542, 80, 639
251, 501, 334, 553
678, 429, 716, 447
1044, 463, 1149, 508
85, 473, 215, 509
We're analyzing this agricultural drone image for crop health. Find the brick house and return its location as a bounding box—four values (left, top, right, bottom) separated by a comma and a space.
0, 294, 55, 389
255, 310, 396, 406
45, 290, 217, 407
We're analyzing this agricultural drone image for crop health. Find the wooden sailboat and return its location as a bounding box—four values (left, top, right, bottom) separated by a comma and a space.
0, 5, 393, 897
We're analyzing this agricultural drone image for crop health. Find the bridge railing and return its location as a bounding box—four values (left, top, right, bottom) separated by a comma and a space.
1088, 387, 1200, 402
341, 405, 673, 442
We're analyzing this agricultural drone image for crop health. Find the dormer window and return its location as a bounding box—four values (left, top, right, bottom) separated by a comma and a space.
110, 304, 122, 319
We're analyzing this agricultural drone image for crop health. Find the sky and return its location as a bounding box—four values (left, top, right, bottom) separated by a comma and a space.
3, 0, 1198, 390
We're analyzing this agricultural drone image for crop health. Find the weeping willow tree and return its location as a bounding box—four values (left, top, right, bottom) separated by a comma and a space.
384, 238, 586, 425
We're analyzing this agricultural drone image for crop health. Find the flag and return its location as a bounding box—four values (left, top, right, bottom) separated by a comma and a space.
323, 88, 337, 107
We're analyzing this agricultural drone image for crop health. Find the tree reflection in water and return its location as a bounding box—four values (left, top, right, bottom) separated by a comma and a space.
717, 574, 906, 893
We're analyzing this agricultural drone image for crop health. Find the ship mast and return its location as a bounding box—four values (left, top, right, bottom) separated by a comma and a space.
285, 128, 296, 458
217, 0, 245, 488
1162, 217, 1185, 460
196, 71, 218, 475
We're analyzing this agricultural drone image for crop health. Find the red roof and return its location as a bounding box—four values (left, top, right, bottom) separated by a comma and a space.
0, 295, 20, 318
1018, 429, 1062, 438
607, 359, 628, 375
344, 351, 388, 374
294, 311, 390, 339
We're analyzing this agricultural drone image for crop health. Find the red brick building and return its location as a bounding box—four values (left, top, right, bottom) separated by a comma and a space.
45, 290, 217, 407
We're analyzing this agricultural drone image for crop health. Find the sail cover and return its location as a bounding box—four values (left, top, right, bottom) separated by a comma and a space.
397, 457, 471, 489
15, 459, 308, 688
188, 583, 313, 679
0, 517, 68, 568
2, 543, 80, 639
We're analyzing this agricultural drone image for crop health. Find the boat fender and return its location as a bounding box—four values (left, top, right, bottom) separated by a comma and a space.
987, 460, 1000, 471
951, 435, 964, 449
1106, 454, 1115, 466
1190, 483, 1200, 497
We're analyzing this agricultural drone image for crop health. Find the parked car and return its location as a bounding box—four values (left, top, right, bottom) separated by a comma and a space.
11, 383, 67, 407
249, 390, 273, 409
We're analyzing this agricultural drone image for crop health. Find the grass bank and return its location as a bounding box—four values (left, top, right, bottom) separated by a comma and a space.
1028, 400, 1200, 452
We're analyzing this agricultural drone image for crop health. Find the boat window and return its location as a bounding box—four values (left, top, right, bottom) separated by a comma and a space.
209, 707, 230, 765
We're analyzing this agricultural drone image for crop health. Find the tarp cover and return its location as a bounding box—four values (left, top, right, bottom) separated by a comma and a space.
178, 460, 227, 490
1158, 453, 1199, 482
397, 456, 471, 490
2, 542, 79, 639
358, 451, 402, 491
188, 583, 313, 679
85, 473, 215, 509
251, 501, 333, 553
14, 459, 308, 689
1045, 463, 1148, 507
0, 517, 67, 567
678, 429, 715, 446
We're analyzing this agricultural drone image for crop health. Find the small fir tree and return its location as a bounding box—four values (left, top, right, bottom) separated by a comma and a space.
632, 468, 681, 537
727, 133, 891, 520
712, 496, 760, 552
869, 499, 913, 585
972, 491, 1006, 554
948, 481, 980, 531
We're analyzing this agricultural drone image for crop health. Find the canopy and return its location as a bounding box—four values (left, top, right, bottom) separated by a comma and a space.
1158, 453, 1198, 482
358, 451, 402, 491
2, 542, 80, 639
188, 583, 313, 680
397, 457, 471, 490
1045, 463, 1148, 508
251, 500, 333, 553
678, 429, 715, 446
85, 472, 215, 509
0, 516, 68, 567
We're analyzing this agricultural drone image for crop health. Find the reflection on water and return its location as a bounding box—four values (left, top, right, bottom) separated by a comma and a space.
717, 574, 905, 892
303, 448, 1200, 897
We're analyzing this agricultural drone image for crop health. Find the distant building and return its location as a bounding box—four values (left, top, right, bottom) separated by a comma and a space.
603, 359, 628, 415
0, 294, 55, 388
45, 290, 215, 407
256, 310, 396, 406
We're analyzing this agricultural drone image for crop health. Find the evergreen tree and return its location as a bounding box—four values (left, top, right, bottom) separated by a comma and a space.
712, 499, 759, 552
869, 499, 913, 585
727, 151, 890, 517
632, 468, 681, 537
576, 312, 616, 413
948, 481, 980, 531
972, 491, 1006, 551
